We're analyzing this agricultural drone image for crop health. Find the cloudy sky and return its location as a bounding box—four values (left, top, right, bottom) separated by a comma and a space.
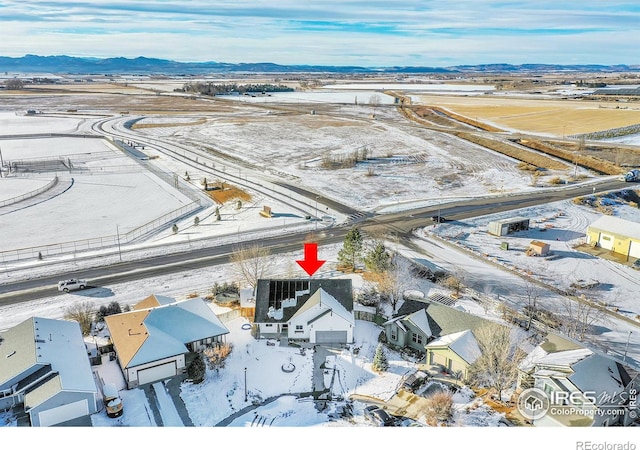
1, 1, 639, 66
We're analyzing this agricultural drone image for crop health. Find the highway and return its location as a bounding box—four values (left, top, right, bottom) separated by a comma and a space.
0, 171, 630, 305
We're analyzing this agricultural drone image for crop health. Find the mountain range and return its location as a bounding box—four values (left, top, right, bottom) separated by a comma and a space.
1, 54, 638, 75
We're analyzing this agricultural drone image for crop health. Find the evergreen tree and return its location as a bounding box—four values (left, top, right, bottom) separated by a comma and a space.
338, 227, 363, 271
194, 216, 200, 226
365, 242, 391, 273
172, 223, 179, 234
372, 343, 389, 373
187, 353, 206, 384
215, 207, 221, 221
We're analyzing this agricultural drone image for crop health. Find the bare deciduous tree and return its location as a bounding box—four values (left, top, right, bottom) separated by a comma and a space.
377, 254, 411, 314
520, 278, 542, 331
5, 78, 24, 90
63, 302, 95, 336
230, 244, 271, 294
560, 296, 608, 341
467, 323, 527, 402
439, 267, 466, 298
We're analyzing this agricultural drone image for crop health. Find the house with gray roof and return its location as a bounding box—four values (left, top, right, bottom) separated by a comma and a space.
254, 278, 354, 345
518, 333, 637, 427
384, 297, 490, 355
105, 295, 229, 389
0, 317, 98, 426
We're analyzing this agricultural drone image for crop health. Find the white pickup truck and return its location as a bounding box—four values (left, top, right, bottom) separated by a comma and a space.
57, 278, 88, 292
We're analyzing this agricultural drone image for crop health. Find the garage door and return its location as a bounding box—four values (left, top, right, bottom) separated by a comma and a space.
315, 331, 347, 344
38, 399, 89, 427
630, 240, 640, 259
599, 234, 614, 250
138, 361, 177, 386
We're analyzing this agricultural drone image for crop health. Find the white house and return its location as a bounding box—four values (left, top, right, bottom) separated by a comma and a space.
105, 295, 229, 389
254, 279, 355, 345
0, 317, 99, 426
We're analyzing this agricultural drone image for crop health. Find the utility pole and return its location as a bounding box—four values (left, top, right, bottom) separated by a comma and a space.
624, 331, 632, 362
116, 224, 122, 262
244, 367, 248, 402
315, 196, 319, 231
0, 145, 4, 178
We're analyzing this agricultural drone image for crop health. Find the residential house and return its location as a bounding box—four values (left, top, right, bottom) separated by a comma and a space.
105, 295, 229, 389
254, 279, 354, 345
384, 298, 501, 378
518, 333, 636, 427
0, 317, 99, 426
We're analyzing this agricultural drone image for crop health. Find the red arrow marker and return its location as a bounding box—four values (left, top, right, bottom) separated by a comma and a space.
296, 243, 326, 276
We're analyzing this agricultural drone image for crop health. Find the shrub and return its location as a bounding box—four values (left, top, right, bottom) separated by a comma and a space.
424, 390, 454, 425
203, 343, 233, 370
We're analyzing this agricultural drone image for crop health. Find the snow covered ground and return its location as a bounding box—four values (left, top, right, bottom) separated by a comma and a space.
2, 94, 640, 445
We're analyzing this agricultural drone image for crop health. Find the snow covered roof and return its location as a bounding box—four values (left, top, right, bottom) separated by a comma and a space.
105, 297, 229, 368
588, 215, 640, 241
404, 309, 432, 337
0, 317, 97, 399
426, 329, 481, 364
569, 354, 627, 403
254, 279, 353, 323
134, 294, 176, 310
290, 288, 354, 326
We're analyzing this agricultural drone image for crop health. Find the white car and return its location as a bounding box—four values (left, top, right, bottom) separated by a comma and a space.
57, 278, 88, 292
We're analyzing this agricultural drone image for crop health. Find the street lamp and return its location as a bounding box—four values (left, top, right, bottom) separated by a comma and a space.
244, 367, 248, 402
315, 196, 319, 231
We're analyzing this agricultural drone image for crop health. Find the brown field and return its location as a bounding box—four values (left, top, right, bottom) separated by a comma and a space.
205, 182, 252, 205
412, 94, 640, 136
132, 117, 208, 129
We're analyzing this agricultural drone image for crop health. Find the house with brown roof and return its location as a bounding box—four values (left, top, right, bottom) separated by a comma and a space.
105, 295, 229, 389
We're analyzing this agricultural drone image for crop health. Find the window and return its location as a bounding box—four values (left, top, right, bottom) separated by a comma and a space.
296, 325, 303, 330
265, 324, 273, 328
391, 331, 397, 341
411, 333, 423, 345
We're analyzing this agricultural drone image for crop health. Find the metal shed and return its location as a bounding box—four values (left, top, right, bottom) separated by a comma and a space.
487, 217, 530, 236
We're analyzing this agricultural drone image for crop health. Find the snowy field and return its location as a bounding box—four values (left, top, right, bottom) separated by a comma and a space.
0, 136, 196, 252
134, 103, 583, 212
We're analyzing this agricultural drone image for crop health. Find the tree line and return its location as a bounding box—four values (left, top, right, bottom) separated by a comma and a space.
176, 82, 294, 96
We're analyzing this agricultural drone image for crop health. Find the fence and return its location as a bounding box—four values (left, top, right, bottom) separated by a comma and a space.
0, 200, 202, 263
0, 176, 58, 207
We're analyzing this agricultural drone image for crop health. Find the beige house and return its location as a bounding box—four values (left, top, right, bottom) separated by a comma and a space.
425, 329, 481, 379
527, 240, 550, 256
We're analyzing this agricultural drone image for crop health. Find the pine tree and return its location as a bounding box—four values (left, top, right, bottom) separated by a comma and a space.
215, 207, 221, 221
365, 242, 390, 273
338, 227, 363, 271
194, 216, 200, 226
187, 353, 206, 384
372, 343, 389, 373
172, 223, 178, 234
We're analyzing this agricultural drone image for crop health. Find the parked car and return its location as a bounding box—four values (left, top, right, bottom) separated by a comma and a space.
397, 417, 425, 427
431, 215, 447, 223
402, 371, 428, 393
364, 405, 395, 427
103, 383, 124, 418
632, 259, 640, 271
57, 278, 87, 292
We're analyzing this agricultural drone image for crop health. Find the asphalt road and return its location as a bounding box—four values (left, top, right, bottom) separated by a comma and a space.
0, 176, 631, 305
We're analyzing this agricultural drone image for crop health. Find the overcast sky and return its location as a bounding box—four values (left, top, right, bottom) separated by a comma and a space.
1, 1, 639, 67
